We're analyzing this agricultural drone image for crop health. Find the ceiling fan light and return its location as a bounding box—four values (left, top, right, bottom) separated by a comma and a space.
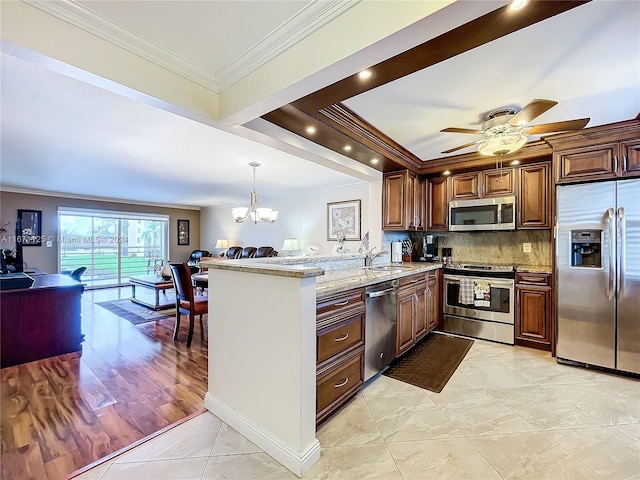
478, 133, 527, 156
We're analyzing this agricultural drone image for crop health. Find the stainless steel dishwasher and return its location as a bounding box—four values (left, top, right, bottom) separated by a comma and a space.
365, 280, 398, 381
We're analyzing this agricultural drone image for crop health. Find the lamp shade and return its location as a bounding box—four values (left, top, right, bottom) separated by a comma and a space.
282, 238, 300, 251
215, 239, 229, 249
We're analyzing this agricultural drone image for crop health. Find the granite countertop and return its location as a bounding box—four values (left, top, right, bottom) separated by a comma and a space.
202, 257, 443, 296
316, 263, 442, 298
201, 259, 324, 278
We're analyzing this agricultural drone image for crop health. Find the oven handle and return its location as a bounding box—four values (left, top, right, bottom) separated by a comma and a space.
444, 274, 514, 287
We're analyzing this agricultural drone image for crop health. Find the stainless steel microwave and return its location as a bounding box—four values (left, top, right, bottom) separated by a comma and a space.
449, 196, 516, 231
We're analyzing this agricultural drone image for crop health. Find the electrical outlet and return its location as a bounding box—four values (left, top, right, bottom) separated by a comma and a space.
523, 243, 532, 253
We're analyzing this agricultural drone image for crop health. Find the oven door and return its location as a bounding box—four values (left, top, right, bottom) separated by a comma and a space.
444, 274, 515, 324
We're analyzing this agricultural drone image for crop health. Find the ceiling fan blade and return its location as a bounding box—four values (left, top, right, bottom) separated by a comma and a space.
440, 127, 484, 135
441, 140, 480, 154
524, 118, 590, 135
509, 99, 558, 127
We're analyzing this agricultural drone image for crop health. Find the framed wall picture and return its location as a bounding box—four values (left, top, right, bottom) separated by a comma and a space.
18, 209, 42, 246
177, 219, 190, 245
327, 199, 361, 241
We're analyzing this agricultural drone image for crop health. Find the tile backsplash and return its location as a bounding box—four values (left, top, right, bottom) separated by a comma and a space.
383, 230, 551, 267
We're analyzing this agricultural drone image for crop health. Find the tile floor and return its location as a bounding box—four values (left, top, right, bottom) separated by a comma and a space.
73, 335, 640, 480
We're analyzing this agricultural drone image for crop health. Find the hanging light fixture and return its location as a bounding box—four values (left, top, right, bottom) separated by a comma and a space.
477, 132, 527, 156
231, 162, 278, 224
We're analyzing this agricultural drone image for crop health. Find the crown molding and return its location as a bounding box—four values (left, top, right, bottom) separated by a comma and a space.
0, 186, 201, 211
216, 0, 361, 91
24, 0, 218, 92
23, 0, 360, 94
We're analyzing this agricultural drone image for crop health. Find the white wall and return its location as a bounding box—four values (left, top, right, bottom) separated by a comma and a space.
201, 181, 382, 256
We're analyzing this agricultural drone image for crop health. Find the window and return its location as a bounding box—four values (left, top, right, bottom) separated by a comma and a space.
58, 208, 169, 288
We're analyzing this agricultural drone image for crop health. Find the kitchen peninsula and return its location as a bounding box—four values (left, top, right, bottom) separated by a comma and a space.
202, 255, 441, 477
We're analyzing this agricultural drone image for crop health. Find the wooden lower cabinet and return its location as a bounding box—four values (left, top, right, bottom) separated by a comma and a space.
396, 289, 416, 355
427, 269, 441, 331
316, 287, 366, 425
515, 272, 552, 351
396, 271, 441, 357
316, 348, 364, 425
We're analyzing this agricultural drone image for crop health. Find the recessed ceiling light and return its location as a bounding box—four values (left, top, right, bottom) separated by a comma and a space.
358, 69, 372, 80
371, 158, 379, 164
443, 170, 451, 176
508, 0, 528, 11
344, 145, 352, 152
305, 126, 316, 134
510, 160, 520, 165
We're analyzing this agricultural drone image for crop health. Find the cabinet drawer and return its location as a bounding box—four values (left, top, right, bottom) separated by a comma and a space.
516, 272, 551, 287
317, 289, 365, 321
316, 352, 364, 417
317, 314, 364, 365
399, 273, 426, 288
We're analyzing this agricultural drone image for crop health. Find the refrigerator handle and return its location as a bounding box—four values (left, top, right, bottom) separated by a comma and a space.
618, 207, 626, 298
607, 208, 615, 299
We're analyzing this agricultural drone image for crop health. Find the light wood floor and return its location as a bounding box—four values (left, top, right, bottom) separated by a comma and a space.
1, 286, 208, 480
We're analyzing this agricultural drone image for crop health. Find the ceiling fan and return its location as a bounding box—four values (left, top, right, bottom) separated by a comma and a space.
440, 99, 590, 156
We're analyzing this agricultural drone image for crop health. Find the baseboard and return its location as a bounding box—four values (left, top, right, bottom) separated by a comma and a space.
204, 393, 320, 477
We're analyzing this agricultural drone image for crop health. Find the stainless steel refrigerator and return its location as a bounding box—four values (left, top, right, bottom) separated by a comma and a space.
556, 179, 640, 374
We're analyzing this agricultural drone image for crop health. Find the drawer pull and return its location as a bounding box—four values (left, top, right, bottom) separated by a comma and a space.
334, 334, 349, 342
334, 378, 349, 388
333, 300, 349, 306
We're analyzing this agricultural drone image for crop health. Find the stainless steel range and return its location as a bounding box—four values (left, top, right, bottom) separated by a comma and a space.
443, 263, 516, 344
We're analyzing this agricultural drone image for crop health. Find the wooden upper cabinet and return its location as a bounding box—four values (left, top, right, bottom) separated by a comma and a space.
518, 162, 551, 229
382, 171, 406, 230
555, 139, 640, 183
450, 173, 479, 199
382, 170, 425, 231
450, 168, 515, 200
555, 143, 618, 183
427, 177, 448, 231
483, 168, 516, 197
621, 139, 640, 177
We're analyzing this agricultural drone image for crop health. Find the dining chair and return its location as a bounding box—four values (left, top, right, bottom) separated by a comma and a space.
70, 266, 87, 282
168, 262, 208, 348
225, 246, 243, 259
240, 247, 257, 258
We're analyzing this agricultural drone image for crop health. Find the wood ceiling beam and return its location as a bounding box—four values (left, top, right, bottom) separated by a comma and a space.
261, 0, 590, 174
292, 1, 590, 112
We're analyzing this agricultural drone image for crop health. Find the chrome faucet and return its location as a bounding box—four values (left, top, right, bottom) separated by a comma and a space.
364, 247, 389, 267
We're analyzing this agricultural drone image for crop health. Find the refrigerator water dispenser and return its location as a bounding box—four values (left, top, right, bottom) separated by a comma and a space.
570, 230, 602, 268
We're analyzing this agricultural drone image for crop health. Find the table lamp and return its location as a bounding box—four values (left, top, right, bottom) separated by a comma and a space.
281, 238, 300, 256
215, 239, 229, 257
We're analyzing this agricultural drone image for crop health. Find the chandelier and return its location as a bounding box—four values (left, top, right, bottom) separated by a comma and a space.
231, 162, 278, 224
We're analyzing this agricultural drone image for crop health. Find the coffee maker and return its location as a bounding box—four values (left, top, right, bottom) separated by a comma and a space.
424, 235, 438, 262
